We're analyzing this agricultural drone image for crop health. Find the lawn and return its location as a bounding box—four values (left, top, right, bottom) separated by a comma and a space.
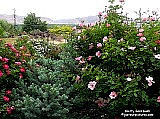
1, 38, 17, 44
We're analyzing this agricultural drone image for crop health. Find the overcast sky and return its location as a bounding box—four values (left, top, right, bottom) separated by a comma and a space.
0, 0, 159, 20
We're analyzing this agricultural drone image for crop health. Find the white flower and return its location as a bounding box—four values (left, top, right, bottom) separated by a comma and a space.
146, 76, 155, 86
128, 47, 136, 51
78, 36, 81, 40
118, 38, 124, 43
121, 48, 125, 51
145, 76, 153, 81
127, 77, 132, 81
144, 46, 147, 48
154, 54, 160, 59
103, 36, 108, 42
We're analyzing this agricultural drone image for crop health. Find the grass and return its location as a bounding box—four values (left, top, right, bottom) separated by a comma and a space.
1, 36, 66, 45
1, 38, 17, 44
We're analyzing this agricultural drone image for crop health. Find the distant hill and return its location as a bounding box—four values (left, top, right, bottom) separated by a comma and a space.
0, 14, 55, 24
53, 16, 99, 24
0, 14, 99, 24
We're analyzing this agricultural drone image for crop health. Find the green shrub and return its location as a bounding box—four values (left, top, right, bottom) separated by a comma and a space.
10, 40, 80, 118
0, 20, 14, 38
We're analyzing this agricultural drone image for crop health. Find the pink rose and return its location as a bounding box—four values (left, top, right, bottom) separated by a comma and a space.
79, 58, 85, 64
109, 91, 118, 99
6, 70, 11, 75
142, 18, 147, 21
79, 23, 84, 27
20, 46, 26, 50
22, 59, 26, 63
157, 96, 160, 102
96, 51, 101, 58
3, 64, 9, 70
75, 75, 80, 82
10, 46, 18, 53
140, 37, 146, 42
6, 90, 12, 95
77, 30, 82, 33
87, 56, 93, 61
89, 43, 94, 49
88, 81, 97, 90
20, 67, 26, 72
7, 43, 13, 47
106, 23, 111, 27
75, 56, 82, 61
103, 14, 108, 18
2, 58, 9, 63
0, 70, 3, 77
137, 33, 144, 37
99, 12, 102, 15
19, 73, 23, 79
6, 106, 14, 114
3, 96, 10, 102
139, 29, 144, 33
15, 62, 22, 65
150, 17, 155, 21
0, 56, 2, 60
97, 43, 102, 48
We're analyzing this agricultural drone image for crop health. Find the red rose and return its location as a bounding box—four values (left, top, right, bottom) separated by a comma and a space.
2, 58, 9, 63
3, 64, 9, 70
20, 67, 26, 72
19, 73, 23, 79
6, 70, 11, 75
6, 106, 14, 114
0, 70, 3, 77
7, 43, 13, 47
10, 46, 18, 53
15, 62, 22, 65
3, 96, 10, 102
6, 90, 12, 95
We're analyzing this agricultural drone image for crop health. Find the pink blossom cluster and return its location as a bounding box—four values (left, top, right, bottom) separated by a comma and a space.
137, 28, 146, 42
6, 106, 15, 114
0, 55, 26, 78
142, 17, 155, 22
2, 90, 14, 114
0, 56, 10, 77
0, 43, 28, 78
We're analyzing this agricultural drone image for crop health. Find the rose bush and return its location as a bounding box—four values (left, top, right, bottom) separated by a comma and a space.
70, 0, 160, 118
0, 37, 35, 118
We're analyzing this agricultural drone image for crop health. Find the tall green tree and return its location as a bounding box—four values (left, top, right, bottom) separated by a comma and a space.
0, 20, 14, 38
23, 13, 47, 33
